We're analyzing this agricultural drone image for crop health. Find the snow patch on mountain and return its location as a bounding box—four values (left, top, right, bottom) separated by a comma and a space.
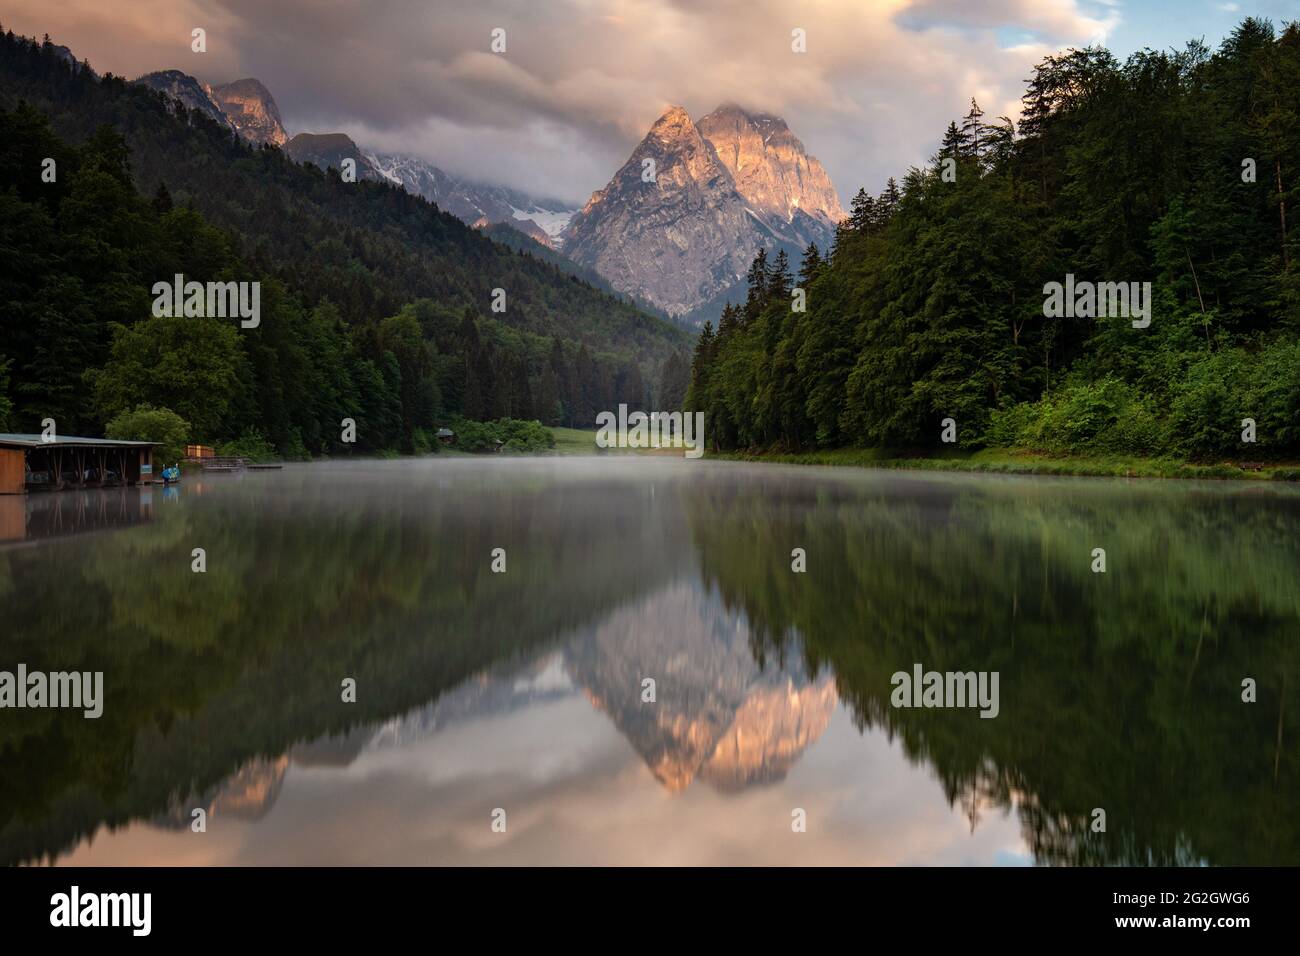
512, 206, 572, 242
368, 152, 576, 249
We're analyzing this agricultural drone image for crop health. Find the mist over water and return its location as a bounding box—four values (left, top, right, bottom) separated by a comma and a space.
3, 458, 1298, 865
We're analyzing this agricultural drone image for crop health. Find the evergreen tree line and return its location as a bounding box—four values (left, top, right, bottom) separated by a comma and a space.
688, 19, 1300, 460
0, 29, 692, 452
0, 100, 686, 451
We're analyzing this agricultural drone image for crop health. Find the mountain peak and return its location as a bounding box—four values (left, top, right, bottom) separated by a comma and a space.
207, 78, 288, 146
135, 70, 234, 131
563, 102, 845, 321
696, 104, 843, 227
134, 70, 288, 146
648, 104, 695, 138
561, 102, 757, 316
284, 132, 383, 181
620, 104, 727, 196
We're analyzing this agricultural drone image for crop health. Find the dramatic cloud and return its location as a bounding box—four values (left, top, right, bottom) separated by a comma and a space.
4, 0, 1122, 205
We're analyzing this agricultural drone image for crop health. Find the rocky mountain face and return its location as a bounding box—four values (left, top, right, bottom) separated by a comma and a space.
206, 78, 288, 146
562, 104, 845, 323
561, 106, 773, 318
135, 70, 234, 131
53, 44, 95, 76
697, 103, 844, 230
135, 71, 286, 146
368, 152, 575, 249
284, 132, 384, 181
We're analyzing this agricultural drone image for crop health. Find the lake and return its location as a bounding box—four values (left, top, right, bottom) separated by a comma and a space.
2, 458, 1298, 866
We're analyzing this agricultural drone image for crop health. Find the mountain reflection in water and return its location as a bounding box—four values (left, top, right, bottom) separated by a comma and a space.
3, 458, 1298, 866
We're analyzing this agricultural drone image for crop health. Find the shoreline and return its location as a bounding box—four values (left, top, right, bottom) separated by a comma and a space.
714, 447, 1300, 482
196, 431, 1300, 484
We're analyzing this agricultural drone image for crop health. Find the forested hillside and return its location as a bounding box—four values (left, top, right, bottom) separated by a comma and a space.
0, 29, 690, 454
689, 19, 1300, 461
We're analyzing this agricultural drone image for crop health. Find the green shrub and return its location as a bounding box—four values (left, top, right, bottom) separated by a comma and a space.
448, 417, 556, 453
104, 404, 190, 464
217, 429, 279, 463
1168, 341, 1300, 459
985, 378, 1164, 455
412, 427, 440, 456
981, 402, 1036, 450
277, 430, 311, 462
501, 419, 556, 452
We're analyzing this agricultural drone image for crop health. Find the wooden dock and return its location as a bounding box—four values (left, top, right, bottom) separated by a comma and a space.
200, 457, 248, 472
197, 458, 283, 472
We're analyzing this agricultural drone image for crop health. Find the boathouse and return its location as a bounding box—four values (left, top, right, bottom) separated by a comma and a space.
0, 434, 159, 495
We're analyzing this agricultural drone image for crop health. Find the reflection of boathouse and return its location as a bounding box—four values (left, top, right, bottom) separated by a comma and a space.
0, 486, 155, 544
0, 434, 159, 495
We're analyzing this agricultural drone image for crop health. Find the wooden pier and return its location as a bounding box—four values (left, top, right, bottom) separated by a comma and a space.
198, 458, 282, 472
199, 456, 248, 472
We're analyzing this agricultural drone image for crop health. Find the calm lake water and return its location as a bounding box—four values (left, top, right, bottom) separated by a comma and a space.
2, 458, 1298, 866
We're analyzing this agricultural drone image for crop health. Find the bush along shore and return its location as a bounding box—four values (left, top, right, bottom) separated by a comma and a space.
717, 446, 1300, 481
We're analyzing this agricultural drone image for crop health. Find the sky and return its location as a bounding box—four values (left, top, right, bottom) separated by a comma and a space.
4, 0, 1296, 207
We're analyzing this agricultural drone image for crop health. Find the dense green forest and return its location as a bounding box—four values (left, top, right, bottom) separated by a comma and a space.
477, 219, 681, 325
688, 19, 1300, 462
0, 28, 692, 454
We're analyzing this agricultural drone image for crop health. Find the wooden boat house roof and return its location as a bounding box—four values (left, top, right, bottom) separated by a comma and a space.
0, 434, 159, 449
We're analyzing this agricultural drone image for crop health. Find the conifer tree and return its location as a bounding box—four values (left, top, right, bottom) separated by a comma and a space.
798, 243, 822, 285
848, 187, 875, 231
769, 249, 792, 299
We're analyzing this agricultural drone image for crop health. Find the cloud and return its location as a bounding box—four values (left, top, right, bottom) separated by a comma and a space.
3, 0, 1122, 205
901, 0, 1120, 40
